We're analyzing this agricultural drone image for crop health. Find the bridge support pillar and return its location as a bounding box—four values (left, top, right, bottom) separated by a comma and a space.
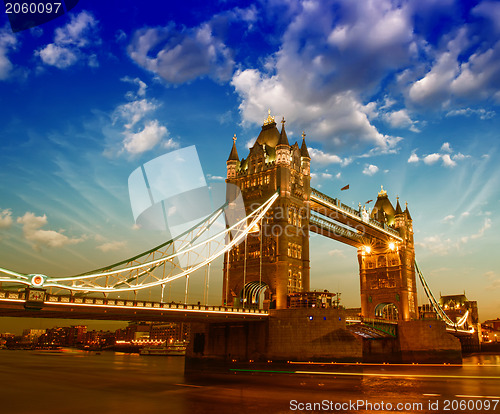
358, 195, 418, 321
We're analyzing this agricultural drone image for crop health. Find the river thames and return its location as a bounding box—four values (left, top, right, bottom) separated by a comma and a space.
0, 351, 499, 413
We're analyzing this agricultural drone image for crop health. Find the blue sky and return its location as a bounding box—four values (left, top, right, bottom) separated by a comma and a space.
0, 0, 499, 332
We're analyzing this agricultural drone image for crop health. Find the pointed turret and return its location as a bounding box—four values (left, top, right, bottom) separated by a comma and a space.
395, 196, 403, 215
227, 134, 239, 161
300, 131, 310, 159
276, 116, 291, 166
226, 134, 240, 179
300, 131, 311, 176
278, 117, 289, 146
404, 201, 412, 220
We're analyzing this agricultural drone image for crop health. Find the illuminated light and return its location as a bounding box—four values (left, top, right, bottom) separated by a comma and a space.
248, 223, 260, 233
30, 274, 45, 287
230, 369, 500, 380
364, 245, 371, 254
308, 316, 313, 320
388, 242, 395, 251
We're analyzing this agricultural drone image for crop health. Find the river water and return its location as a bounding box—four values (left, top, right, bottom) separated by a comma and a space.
0, 351, 499, 413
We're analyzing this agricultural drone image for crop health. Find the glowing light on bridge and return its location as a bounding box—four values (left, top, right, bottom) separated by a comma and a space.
388, 242, 396, 251
364, 246, 371, 254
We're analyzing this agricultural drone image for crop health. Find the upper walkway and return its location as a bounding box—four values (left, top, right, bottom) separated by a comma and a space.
309, 188, 402, 247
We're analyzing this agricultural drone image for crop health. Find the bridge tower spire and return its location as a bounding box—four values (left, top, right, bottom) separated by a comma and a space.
224, 111, 311, 309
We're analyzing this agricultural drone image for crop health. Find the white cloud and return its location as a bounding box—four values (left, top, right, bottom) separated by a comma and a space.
123, 120, 169, 154
232, 70, 400, 152
384, 109, 420, 132
470, 218, 492, 240
97, 240, 126, 252
446, 108, 495, 120
308, 147, 343, 165
408, 25, 500, 107
114, 99, 158, 130
17, 212, 83, 251
0, 209, 13, 228
442, 214, 455, 223
409, 146, 470, 168
441, 142, 452, 152
363, 164, 379, 176
54, 10, 97, 46
408, 29, 466, 106
421, 217, 492, 255
206, 174, 225, 181
408, 151, 419, 163
107, 77, 179, 157
128, 22, 234, 84
423, 153, 441, 165
416, 235, 454, 256
121, 76, 147, 97
36, 11, 99, 69
37, 44, 78, 69
229, 0, 414, 154
441, 154, 456, 167
0, 27, 17, 80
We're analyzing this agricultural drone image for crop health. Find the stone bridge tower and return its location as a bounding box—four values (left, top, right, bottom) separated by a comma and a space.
223, 112, 311, 309
358, 187, 417, 320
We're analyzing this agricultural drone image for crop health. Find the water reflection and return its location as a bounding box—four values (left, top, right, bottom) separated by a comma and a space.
0, 351, 498, 414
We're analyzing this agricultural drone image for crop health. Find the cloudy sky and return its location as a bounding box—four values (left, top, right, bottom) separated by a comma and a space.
0, 0, 499, 332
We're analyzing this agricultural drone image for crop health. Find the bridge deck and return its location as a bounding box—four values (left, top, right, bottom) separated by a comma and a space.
0, 290, 268, 323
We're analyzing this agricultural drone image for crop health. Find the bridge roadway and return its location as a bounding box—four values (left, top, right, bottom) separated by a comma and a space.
0, 290, 268, 323
309, 188, 402, 247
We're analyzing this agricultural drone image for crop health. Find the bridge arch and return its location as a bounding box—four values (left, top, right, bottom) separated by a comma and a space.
374, 302, 399, 321
241, 281, 269, 309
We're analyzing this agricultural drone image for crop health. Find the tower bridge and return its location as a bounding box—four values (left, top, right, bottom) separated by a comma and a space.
0, 110, 477, 363
224, 112, 417, 321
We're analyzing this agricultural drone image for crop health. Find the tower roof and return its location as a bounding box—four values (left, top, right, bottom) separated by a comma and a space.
370, 185, 396, 225
277, 117, 289, 146
405, 202, 412, 220
255, 110, 281, 148
300, 131, 310, 158
227, 134, 239, 162
395, 197, 403, 215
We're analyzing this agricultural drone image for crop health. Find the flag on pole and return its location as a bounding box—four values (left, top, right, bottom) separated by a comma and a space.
341, 184, 349, 191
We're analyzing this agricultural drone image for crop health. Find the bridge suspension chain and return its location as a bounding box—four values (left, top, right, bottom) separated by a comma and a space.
415, 261, 470, 330
0, 192, 279, 295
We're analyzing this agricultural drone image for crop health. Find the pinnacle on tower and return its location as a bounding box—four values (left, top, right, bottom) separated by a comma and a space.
278, 117, 289, 146
227, 134, 239, 162
300, 131, 310, 158
395, 196, 403, 215
404, 201, 412, 220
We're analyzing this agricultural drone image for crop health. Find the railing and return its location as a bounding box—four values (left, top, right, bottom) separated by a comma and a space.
346, 316, 398, 337
311, 188, 401, 239
0, 290, 268, 315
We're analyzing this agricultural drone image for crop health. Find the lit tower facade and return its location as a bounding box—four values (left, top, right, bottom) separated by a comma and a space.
223, 112, 311, 309
358, 187, 417, 320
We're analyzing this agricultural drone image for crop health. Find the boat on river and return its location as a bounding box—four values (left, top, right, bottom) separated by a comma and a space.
140, 341, 187, 356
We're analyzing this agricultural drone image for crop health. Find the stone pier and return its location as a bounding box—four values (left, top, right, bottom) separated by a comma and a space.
186, 309, 462, 372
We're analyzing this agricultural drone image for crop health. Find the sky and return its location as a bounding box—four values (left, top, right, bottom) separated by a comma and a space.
0, 0, 499, 333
